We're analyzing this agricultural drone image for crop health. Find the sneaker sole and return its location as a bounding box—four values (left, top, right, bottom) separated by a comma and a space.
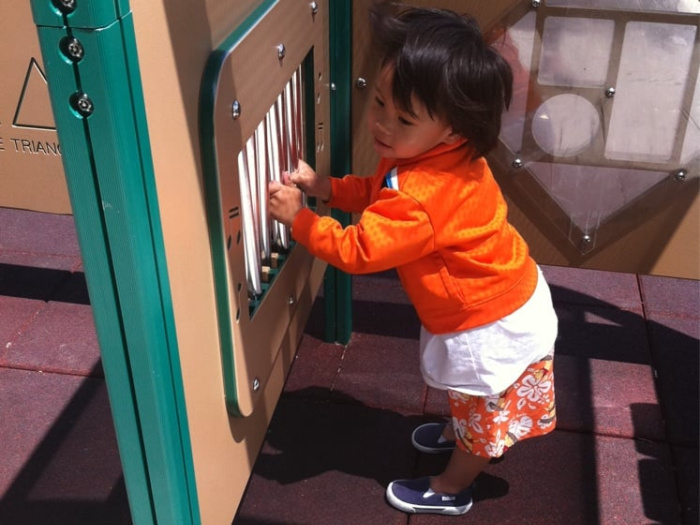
386, 483, 472, 515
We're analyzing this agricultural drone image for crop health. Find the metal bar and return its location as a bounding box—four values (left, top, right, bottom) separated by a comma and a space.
275, 91, 290, 250
284, 79, 298, 171
255, 121, 271, 261
266, 105, 287, 250
294, 66, 308, 207
240, 143, 262, 296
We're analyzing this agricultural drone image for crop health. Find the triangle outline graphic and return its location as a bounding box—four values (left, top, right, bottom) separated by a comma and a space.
13, 57, 56, 131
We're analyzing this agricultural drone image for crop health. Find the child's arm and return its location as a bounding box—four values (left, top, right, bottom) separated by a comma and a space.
286, 159, 376, 214
290, 193, 435, 275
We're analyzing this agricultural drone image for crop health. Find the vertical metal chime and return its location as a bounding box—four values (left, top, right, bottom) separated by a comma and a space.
237, 66, 304, 297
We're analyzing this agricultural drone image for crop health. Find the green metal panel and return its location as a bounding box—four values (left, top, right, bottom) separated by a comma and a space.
31, 0, 129, 29
327, 0, 353, 345
32, 2, 199, 524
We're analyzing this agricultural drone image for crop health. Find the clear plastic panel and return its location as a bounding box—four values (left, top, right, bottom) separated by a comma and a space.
539, 17, 614, 88
495, 3, 698, 256
546, 0, 700, 14
498, 11, 537, 152
529, 162, 668, 233
605, 22, 696, 163
681, 64, 700, 167
532, 94, 601, 157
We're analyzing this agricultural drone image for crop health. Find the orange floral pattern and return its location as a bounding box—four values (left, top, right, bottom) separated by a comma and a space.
448, 354, 556, 458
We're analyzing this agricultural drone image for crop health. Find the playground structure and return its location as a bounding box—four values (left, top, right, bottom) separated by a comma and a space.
1, 0, 698, 523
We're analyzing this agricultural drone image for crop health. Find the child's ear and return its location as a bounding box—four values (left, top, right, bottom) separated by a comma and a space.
443, 130, 461, 145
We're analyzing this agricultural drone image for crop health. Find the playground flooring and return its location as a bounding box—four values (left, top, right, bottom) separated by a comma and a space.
1, 206, 697, 525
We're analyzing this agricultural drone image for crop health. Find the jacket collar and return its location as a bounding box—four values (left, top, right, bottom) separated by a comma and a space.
391, 138, 469, 168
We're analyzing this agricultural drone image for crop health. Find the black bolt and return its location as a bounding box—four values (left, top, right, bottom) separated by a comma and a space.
53, 0, 76, 14
70, 92, 93, 117
60, 37, 84, 62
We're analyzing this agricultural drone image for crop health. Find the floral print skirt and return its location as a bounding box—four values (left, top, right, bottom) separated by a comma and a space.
448, 353, 556, 458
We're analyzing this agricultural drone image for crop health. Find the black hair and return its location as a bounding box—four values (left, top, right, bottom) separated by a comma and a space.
369, 3, 513, 158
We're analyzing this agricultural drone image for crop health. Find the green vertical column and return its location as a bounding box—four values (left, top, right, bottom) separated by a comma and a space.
31, 1, 199, 523
326, 0, 353, 345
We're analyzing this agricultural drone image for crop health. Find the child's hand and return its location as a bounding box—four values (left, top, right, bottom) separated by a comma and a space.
284, 159, 332, 202
269, 180, 304, 228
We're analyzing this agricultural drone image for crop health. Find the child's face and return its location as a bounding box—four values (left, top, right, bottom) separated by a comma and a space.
368, 65, 458, 160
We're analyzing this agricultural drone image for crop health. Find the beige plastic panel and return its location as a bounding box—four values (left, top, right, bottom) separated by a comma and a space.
351, 0, 699, 279
0, 1, 70, 214
129, 0, 330, 522
206, 6, 326, 419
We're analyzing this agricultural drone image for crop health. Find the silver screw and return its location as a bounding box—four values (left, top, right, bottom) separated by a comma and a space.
277, 43, 286, 60
581, 234, 592, 245
512, 158, 524, 169
70, 93, 93, 117
310, 1, 318, 15
531, 0, 541, 7
355, 77, 367, 89
288, 295, 296, 306
605, 87, 616, 98
674, 169, 687, 182
232, 100, 241, 119
330, 83, 337, 91
252, 377, 260, 392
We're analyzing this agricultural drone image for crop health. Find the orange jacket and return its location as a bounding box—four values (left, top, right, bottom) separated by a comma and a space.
291, 141, 538, 333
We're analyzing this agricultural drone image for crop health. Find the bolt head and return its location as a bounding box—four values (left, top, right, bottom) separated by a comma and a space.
70, 92, 93, 117
512, 158, 524, 169
61, 37, 84, 61
231, 100, 241, 119
674, 169, 687, 182
53, 0, 76, 13
277, 43, 286, 60
310, 1, 318, 15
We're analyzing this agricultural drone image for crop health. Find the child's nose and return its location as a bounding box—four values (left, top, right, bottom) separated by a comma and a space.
374, 117, 391, 136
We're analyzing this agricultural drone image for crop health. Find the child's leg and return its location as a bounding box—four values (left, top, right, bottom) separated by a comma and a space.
441, 423, 455, 441
431, 447, 489, 494
433, 354, 556, 494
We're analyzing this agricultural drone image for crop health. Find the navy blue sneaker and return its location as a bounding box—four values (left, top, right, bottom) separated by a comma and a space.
411, 423, 455, 453
386, 477, 473, 515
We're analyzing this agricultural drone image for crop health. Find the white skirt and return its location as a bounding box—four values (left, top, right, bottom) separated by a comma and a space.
419, 266, 558, 396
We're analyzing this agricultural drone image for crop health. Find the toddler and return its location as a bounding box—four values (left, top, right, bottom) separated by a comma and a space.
269, 4, 558, 516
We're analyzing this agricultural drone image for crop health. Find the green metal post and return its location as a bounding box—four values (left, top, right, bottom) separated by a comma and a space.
327, 0, 354, 345
31, 2, 199, 523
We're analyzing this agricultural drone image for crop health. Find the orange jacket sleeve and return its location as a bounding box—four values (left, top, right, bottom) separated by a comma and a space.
326, 174, 375, 213
291, 188, 435, 274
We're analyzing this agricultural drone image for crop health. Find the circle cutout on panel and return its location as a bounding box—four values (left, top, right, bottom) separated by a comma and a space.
532, 94, 600, 157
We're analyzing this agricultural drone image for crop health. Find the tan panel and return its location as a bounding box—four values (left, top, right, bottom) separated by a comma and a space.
350, 0, 699, 279
129, 0, 330, 522
0, 2, 70, 214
